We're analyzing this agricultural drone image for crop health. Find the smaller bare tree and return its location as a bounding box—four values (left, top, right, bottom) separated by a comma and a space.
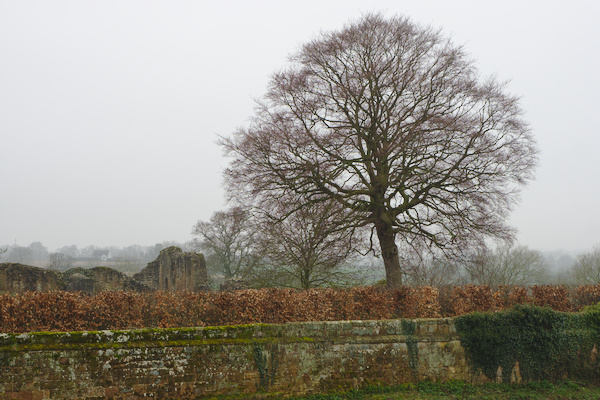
254, 198, 363, 289
48, 252, 74, 271
111, 257, 146, 276
28, 242, 49, 267
192, 207, 260, 281
572, 245, 600, 285
5, 246, 34, 265
463, 244, 548, 286
399, 244, 462, 287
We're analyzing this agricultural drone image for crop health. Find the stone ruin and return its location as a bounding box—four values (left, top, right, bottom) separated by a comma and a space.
0, 247, 208, 295
133, 246, 208, 292
0, 263, 62, 293
62, 266, 151, 295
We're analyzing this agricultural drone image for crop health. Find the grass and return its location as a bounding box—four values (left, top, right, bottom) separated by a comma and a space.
205, 381, 600, 400
290, 381, 600, 400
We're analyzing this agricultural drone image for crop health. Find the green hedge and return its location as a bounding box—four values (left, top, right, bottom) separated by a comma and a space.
455, 304, 599, 383
583, 302, 600, 344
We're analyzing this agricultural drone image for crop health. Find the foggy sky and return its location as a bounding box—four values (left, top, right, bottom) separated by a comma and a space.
1, 1, 599, 252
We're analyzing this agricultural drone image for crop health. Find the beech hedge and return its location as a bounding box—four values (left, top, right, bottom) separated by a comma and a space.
1, 285, 599, 333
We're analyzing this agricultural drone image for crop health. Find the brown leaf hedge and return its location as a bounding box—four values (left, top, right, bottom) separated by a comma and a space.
1, 285, 599, 333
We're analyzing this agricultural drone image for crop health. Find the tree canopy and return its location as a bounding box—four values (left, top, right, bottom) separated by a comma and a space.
221, 14, 537, 287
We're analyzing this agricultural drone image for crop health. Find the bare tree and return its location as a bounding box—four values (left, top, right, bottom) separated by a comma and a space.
111, 257, 146, 276
571, 245, 600, 285
28, 242, 49, 267
58, 245, 79, 258
221, 14, 537, 287
399, 244, 461, 287
191, 207, 259, 280
5, 246, 34, 265
48, 252, 74, 271
254, 198, 363, 289
109, 245, 147, 275
463, 244, 548, 286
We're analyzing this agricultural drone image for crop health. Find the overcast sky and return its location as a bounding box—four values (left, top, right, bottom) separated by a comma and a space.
1, 1, 599, 253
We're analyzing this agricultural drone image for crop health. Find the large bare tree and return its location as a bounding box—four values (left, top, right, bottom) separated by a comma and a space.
221, 14, 537, 287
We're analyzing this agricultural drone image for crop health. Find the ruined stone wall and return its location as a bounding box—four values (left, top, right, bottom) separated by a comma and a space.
0, 319, 472, 399
62, 267, 151, 295
0, 247, 207, 295
0, 263, 62, 293
133, 247, 208, 292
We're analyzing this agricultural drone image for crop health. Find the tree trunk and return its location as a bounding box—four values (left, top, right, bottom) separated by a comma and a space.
375, 222, 402, 288
300, 268, 310, 289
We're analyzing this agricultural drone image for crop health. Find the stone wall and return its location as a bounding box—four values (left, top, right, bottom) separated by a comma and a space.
0, 319, 473, 399
62, 267, 151, 295
133, 247, 208, 292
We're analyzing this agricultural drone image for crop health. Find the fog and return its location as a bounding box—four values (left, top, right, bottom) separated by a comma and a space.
1, 1, 599, 253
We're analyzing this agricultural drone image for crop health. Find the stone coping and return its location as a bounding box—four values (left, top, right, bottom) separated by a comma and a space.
0, 318, 458, 352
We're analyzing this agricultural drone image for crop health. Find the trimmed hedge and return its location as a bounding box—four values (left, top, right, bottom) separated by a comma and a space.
0, 286, 439, 333
1, 285, 599, 333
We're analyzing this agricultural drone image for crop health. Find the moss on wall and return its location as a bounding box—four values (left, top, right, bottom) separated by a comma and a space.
0, 319, 466, 399
401, 320, 419, 379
